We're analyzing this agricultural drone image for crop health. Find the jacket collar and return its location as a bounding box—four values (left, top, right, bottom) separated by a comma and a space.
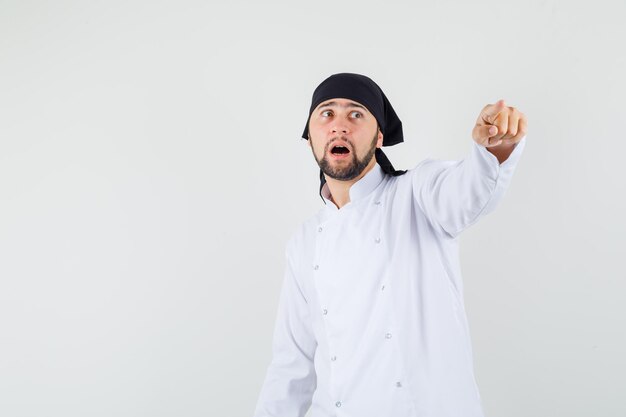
321, 163, 385, 210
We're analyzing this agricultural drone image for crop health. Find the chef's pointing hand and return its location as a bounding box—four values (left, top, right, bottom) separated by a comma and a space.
472, 99, 527, 148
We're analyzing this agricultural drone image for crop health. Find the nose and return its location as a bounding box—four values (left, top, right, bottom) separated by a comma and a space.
331, 122, 349, 134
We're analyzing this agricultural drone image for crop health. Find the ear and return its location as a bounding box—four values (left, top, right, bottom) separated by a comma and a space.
376, 127, 384, 148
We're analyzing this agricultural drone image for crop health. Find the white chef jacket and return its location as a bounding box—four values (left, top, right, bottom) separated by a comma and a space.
253, 136, 527, 417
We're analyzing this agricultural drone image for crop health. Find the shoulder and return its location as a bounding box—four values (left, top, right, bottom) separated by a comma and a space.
404, 155, 462, 185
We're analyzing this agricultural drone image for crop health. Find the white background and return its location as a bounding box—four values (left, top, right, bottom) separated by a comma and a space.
1, 1, 624, 416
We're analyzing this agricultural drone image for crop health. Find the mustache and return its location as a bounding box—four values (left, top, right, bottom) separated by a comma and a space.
327, 136, 353, 149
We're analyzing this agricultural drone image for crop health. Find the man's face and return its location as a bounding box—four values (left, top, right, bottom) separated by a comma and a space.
307, 98, 383, 181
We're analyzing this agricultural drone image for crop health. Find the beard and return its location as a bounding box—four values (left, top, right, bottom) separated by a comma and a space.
311, 132, 378, 181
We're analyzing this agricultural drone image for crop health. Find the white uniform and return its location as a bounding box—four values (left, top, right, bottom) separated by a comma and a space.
254, 136, 527, 417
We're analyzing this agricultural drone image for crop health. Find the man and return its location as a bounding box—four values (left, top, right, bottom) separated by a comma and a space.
253, 73, 527, 417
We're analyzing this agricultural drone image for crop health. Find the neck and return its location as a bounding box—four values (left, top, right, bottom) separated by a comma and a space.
325, 159, 377, 209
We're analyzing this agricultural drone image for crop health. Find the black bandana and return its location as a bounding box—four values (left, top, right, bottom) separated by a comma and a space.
301, 72, 407, 202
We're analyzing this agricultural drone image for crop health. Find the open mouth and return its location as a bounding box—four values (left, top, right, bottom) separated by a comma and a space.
330, 145, 351, 158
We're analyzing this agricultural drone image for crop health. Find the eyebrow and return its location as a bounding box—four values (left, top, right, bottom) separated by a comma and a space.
316, 101, 369, 112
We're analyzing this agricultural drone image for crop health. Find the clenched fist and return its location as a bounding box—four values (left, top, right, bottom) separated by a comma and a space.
472, 99, 527, 163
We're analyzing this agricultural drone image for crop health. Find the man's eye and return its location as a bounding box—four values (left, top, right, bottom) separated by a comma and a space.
319, 110, 362, 118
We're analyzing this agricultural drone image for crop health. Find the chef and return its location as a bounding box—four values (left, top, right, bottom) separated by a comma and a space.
253, 72, 528, 417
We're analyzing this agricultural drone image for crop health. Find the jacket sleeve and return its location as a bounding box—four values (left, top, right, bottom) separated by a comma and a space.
253, 238, 317, 417
411, 135, 527, 239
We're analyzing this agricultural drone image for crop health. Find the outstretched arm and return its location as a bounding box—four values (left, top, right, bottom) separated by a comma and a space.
412, 99, 528, 239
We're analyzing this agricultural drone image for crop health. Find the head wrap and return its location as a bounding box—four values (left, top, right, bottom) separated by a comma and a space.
301, 72, 407, 201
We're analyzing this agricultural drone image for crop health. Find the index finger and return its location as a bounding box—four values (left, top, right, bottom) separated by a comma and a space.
482, 99, 506, 122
